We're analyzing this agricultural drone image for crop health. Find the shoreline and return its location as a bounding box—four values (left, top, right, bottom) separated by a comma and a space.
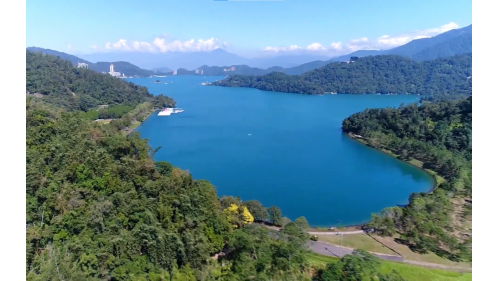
308, 132, 439, 230
344, 132, 439, 193
126, 108, 157, 135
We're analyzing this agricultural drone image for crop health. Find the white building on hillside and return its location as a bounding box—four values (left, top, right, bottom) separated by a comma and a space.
109, 63, 122, 77
77, 62, 88, 69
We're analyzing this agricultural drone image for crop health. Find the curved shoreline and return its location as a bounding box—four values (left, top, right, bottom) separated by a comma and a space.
307, 134, 438, 230
344, 132, 438, 193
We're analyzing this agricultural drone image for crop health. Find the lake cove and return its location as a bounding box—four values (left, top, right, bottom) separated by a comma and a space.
130, 76, 434, 227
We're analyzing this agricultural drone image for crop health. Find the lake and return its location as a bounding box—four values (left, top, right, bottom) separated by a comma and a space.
130, 76, 434, 227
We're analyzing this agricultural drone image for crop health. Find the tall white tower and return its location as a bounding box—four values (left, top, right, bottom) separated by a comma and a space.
110, 63, 114, 73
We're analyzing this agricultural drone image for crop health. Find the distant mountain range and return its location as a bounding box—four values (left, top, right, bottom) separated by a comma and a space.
80, 48, 331, 70
213, 53, 472, 101
27, 24, 471, 78
26, 47, 163, 77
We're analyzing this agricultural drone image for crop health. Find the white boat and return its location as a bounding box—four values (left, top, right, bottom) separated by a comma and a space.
158, 108, 184, 116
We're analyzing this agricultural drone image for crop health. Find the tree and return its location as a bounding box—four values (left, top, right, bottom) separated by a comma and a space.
214, 54, 472, 101
320, 250, 381, 281
378, 270, 407, 281
156, 161, 173, 176
223, 204, 254, 229
243, 200, 268, 222
267, 206, 282, 226
294, 216, 309, 230
281, 217, 292, 226
220, 196, 242, 209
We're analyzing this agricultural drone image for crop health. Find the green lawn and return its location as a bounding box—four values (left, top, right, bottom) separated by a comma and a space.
316, 234, 395, 255
94, 119, 113, 124
305, 253, 472, 281
371, 235, 471, 269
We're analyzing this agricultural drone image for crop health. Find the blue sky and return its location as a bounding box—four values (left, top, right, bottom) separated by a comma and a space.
26, 0, 471, 57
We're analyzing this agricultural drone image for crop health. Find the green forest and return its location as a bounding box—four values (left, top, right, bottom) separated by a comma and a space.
342, 97, 472, 261
25, 97, 309, 280
26, 51, 174, 112
213, 54, 472, 101
25, 51, 472, 280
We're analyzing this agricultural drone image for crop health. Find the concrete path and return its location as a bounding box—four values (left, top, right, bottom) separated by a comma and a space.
307, 241, 404, 262
308, 230, 364, 235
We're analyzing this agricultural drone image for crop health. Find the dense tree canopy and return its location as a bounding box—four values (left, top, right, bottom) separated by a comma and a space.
25, 50, 469, 279
25, 97, 316, 280
342, 97, 472, 261
213, 54, 472, 101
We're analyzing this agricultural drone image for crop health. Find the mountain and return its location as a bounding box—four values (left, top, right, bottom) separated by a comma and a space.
330, 50, 383, 62
81, 48, 250, 70
26, 47, 161, 77
387, 24, 472, 59
27, 47, 92, 65
82, 48, 331, 70
213, 54, 472, 101
410, 27, 472, 61
168, 64, 281, 76
248, 54, 331, 69
91, 61, 156, 76
151, 66, 172, 73
26, 50, 156, 111
36, 25, 472, 78
153, 25, 473, 77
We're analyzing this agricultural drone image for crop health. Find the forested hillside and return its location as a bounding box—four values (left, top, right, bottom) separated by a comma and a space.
342, 97, 472, 261
26, 51, 174, 112
25, 51, 472, 280
27, 47, 161, 77
26, 98, 319, 280
213, 54, 472, 101
411, 33, 472, 61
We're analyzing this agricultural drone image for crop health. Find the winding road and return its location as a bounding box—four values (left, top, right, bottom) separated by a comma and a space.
306, 232, 471, 272
307, 241, 404, 262
260, 224, 471, 272
308, 230, 364, 235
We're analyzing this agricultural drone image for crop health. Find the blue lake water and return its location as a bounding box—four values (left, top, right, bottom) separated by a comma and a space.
130, 76, 433, 227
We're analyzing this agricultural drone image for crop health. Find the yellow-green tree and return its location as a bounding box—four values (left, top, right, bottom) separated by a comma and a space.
241, 206, 254, 225
223, 204, 254, 229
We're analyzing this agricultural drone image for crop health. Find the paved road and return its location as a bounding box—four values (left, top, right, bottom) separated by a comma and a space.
308, 230, 364, 235
307, 241, 404, 262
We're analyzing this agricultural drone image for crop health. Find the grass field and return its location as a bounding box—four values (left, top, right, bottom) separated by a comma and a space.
94, 119, 113, 124
371, 235, 472, 269
316, 234, 395, 255
316, 233, 471, 269
305, 253, 472, 281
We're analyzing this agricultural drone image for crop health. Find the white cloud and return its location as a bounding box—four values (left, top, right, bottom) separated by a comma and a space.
306, 43, 326, 51
153, 37, 221, 52
350, 37, 368, 43
345, 22, 460, 51
92, 22, 460, 55
67, 44, 72, 50
98, 37, 224, 53
132, 41, 155, 52
110, 39, 130, 50
413, 35, 430, 40
264, 45, 302, 52
330, 42, 342, 51
376, 35, 411, 48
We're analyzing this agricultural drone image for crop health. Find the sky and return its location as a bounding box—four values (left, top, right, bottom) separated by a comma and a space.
26, 0, 472, 57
